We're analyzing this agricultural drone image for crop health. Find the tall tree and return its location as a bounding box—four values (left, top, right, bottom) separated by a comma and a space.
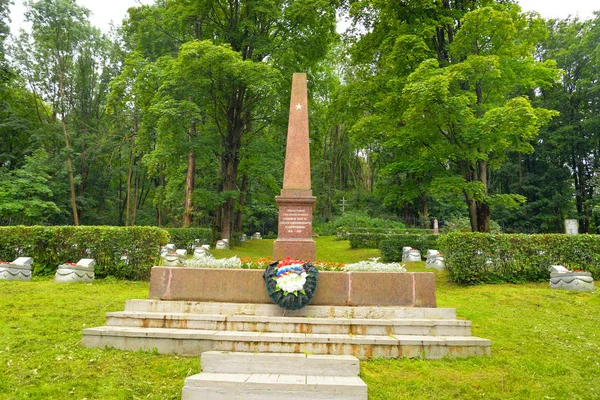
537, 15, 600, 232
22, 0, 93, 224
123, 0, 339, 238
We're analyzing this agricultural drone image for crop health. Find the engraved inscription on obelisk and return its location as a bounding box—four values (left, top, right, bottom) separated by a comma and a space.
273, 73, 316, 261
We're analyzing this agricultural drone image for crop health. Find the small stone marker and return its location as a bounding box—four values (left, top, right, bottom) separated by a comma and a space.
251, 232, 262, 240
550, 271, 594, 291
166, 243, 177, 252
201, 244, 211, 250
425, 250, 445, 270
163, 252, 184, 266
240, 234, 247, 242
433, 219, 439, 235
215, 240, 229, 250
175, 249, 188, 256
565, 219, 578, 235
193, 247, 212, 258
402, 248, 421, 262
54, 258, 95, 283
0, 257, 33, 281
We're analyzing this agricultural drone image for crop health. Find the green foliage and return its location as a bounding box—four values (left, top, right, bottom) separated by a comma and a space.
164, 228, 212, 250
0, 226, 168, 280
439, 232, 600, 285
333, 212, 406, 230
0, 149, 60, 223
440, 216, 502, 233
379, 235, 440, 262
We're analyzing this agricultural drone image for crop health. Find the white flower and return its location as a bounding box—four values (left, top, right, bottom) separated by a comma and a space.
344, 259, 406, 272
276, 271, 307, 294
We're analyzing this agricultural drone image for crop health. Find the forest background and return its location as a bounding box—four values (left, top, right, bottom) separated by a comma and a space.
1, 0, 600, 239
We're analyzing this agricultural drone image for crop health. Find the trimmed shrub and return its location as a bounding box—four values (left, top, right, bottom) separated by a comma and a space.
348, 232, 391, 248
339, 227, 433, 240
379, 234, 439, 261
164, 228, 212, 250
438, 232, 600, 285
0, 226, 169, 280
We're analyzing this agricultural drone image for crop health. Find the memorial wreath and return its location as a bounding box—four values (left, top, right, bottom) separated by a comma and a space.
263, 257, 318, 310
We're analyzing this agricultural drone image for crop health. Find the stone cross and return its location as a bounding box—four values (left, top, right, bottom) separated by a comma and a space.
273, 73, 317, 262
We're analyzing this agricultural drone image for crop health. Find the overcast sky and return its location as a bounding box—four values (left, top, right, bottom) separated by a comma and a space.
8, 0, 599, 35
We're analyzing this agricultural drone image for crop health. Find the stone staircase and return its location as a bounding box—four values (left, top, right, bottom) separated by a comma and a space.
82, 299, 491, 360
182, 351, 367, 400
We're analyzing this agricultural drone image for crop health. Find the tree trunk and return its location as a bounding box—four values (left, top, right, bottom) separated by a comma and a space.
183, 146, 196, 227
465, 192, 478, 232
125, 136, 134, 226
59, 71, 79, 226
125, 113, 137, 226
132, 170, 139, 226
220, 153, 238, 240
234, 171, 248, 233
475, 201, 491, 232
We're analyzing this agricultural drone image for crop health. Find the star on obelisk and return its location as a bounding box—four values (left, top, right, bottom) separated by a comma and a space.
295, 103, 302, 110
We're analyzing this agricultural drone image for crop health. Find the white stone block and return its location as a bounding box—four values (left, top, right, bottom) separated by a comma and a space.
54, 262, 94, 283
194, 247, 212, 258
402, 249, 421, 262
76, 258, 96, 269
0, 262, 32, 281
215, 240, 229, 250
176, 249, 188, 256
12, 257, 33, 266
163, 253, 184, 266
549, 265, 569, 273
550, 272, 594, 291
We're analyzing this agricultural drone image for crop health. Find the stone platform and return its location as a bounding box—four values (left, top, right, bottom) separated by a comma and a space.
182, 352, 367, 400
82, 299, 491, 360
149, 267, 436, 307
84, 266, 491, 398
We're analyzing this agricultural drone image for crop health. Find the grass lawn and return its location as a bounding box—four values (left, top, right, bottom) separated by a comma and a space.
215, 236, 381, 264
1, 238, 599, 399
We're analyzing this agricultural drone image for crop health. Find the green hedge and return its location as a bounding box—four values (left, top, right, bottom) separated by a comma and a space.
0, 226, 169, 280
339, 227, 433, 241
438, 233, 600, 285
379, 234, 440, 262
164, 228, 212, 250
349, 232, 392, 248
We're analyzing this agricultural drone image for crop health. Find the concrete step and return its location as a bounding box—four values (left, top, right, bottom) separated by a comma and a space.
123, 299, 457, 319
105, 311, 472, 336
200, 351, 360, 376
181, 372, 367, 400
82, 326, 491, 359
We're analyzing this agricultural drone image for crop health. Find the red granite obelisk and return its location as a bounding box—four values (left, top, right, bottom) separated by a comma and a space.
273, 73, 316, 261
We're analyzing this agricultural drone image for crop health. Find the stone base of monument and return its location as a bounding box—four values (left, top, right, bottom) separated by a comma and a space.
83, 266, 491, 361
181, 352, 367, 400
550, 272, 594, 291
